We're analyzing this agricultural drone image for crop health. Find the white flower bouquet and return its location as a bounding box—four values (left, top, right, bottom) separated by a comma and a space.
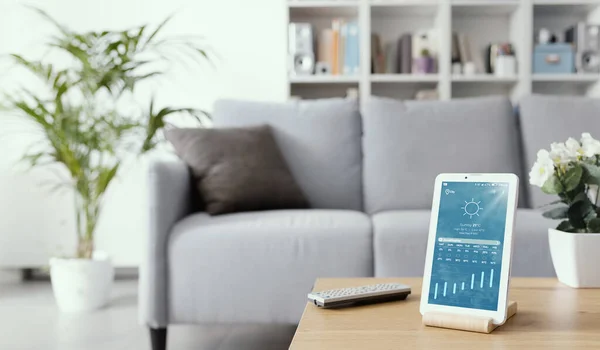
530, 133, 600, 233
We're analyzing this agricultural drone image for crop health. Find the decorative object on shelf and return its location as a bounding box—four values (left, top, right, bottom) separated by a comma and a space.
566, 23, 600, 74
529, 133, 600, 288
413, 48, 434, 74
533, 43, 575, 74
3, 9, 210, 312
495, 45, 517, 77
346, 87, 359, 99
413, 30, 437, 73
484, 42, 516, 76
485, 44, 498, 74
415, 89, 439, 100
289, 22, 315, 76
463, 62, 477, 76
452, 62, 462, 75
495, 56, 516, 77
315, 61, 332, 75
538, 28, 552, 45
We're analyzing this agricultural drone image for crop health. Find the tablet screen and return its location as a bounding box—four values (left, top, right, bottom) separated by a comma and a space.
428, 181, 509, 311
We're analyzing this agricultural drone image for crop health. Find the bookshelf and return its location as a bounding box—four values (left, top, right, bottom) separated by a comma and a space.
451, 75, 519, 83
371, 74, 440, 82
286, 0, 600, 102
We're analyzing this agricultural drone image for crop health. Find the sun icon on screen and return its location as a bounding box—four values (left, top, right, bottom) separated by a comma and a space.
462, 199, 482, 218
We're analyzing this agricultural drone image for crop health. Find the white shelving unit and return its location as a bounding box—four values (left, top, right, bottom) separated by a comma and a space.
290, 76, 360, 83
286, 0, 600, 102
532, 73, 600, 82
371, 74, 439, 82
451, 75, 519, 83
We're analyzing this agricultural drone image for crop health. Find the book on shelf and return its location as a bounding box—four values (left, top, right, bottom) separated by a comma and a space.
399, 34, 412, 74
373, 31, 440, 75
317, 19, 359, 76
332, 19, 341, 75
371, 33, 385, 74
454, 32, 486, 74
451, 32, 460, 63
458, 33, 472, 64
344, 22, 360, 75
318, 29, 334, 70
339, 21, 347, 75
385, 41, 397, 74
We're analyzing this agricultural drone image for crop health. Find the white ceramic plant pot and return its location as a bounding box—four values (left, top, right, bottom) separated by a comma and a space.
49, 251, 114, 312
548, 228, 600, 288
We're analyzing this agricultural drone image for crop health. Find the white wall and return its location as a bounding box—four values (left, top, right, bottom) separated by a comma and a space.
0, 0, 287, 267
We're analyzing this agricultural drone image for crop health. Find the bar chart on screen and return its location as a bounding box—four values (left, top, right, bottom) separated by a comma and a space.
432, 268, 496, 300
429, 264, 501, 311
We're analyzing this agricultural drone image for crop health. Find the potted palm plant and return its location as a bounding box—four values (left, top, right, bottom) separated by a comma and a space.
2, 9, 210, 312
529, 133, 600, 288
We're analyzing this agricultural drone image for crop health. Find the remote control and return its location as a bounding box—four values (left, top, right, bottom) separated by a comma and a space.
308, 283, 411, 309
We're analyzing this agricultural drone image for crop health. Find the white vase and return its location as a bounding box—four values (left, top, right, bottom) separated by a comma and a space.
548, 228, 600, 288
49, 251, 114, 312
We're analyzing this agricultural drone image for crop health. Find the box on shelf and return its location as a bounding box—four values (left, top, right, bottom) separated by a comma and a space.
533, 43, 575, 74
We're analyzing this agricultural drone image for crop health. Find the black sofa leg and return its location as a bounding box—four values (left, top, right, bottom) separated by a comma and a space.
150, 327, 167, 350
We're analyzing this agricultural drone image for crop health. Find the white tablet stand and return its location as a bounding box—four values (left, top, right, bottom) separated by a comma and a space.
422, 301, 518, 334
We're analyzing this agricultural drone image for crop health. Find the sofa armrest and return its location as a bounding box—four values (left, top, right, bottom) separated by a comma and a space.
139, 159, 194, 328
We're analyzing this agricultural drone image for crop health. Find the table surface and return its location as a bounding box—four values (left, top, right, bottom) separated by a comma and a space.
290, 278, 600, 350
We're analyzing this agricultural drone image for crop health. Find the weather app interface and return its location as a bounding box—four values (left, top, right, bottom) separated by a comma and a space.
428, 182, 509, 311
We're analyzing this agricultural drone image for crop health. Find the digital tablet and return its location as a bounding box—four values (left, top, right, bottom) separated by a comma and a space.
420, 173, 519, 325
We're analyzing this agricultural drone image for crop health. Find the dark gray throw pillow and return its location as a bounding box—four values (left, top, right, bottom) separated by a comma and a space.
166, 125, 309, 215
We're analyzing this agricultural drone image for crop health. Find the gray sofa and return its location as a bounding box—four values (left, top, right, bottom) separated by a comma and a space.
140, 94, 597, 350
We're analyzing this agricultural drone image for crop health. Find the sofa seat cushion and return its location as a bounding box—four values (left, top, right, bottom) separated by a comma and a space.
373, 209, 556, 278
167, 209, 373, 324
362, 96, 524, 214
212, 98, 363, 211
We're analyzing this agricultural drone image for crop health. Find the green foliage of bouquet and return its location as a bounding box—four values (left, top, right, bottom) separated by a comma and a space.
529, 133, 600, 233
2, 9, 210, 258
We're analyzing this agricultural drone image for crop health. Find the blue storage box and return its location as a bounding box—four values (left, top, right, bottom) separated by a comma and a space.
533, 43, 575, 74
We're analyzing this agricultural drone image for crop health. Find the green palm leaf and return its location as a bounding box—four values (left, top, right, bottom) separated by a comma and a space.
3, 7, 212, 259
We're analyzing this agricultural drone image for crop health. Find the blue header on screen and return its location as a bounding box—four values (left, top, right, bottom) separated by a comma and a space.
428, 181, 509, 311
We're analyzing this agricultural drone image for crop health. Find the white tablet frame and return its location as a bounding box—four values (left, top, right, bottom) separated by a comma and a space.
420, 173, 519, 325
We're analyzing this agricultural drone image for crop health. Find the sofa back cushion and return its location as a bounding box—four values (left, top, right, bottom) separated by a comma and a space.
212, 98, 363, 211
520, 95, 600, 208
362, 96, 524, 214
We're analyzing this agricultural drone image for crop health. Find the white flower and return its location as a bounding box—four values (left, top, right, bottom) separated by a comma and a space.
581, 133, 600, 158
529, 149, 554, 187
549, 142, 571, 164
566, 137, 584, 158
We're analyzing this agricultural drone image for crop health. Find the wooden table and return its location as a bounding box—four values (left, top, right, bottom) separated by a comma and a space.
290, 278, 600, 349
